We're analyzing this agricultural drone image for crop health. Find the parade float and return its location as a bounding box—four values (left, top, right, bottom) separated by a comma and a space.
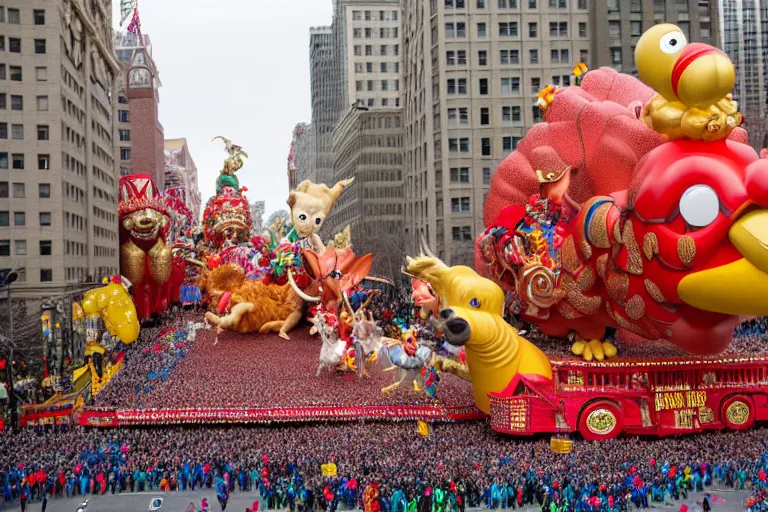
119, 174, 180, 322
428, 24, 768, 440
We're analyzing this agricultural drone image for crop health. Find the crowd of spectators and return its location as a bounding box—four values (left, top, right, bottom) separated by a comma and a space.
2, 422, 768, 511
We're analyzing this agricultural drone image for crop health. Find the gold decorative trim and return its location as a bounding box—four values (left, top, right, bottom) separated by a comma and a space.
643, 232, 659, 261
625, 295, 646, 321
581, 239, 593, 260
596, 254, 609, 280
606, 272, 629, 302
644, 279, 666, 304
678, 236, 696, 266
561, 237, 581, 273
622, 220, 644, 275
588, 203, 613, 249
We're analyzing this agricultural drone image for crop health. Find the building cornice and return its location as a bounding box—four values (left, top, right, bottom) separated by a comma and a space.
72, 0, 121, 73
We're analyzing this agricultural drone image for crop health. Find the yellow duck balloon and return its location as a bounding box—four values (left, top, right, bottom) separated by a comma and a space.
82, 276, 140, 344
635, 24, 742, 140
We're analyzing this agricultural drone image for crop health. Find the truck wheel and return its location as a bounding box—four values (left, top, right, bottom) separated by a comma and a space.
579, 401, 622, 440
721, 395, 755, 431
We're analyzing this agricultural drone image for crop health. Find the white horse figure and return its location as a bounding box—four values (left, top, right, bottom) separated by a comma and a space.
312, 312, 346, 376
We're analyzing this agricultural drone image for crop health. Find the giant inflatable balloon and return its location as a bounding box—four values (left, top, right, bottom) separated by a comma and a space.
119, 174, 177, 321
82, 276, 140, 344
476, 25, 767, 360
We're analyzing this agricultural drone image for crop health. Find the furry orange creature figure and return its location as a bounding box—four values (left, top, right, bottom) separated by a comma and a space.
200, 264, 303, 339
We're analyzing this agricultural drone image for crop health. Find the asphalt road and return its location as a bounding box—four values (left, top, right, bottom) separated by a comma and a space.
4, 489, 751, 512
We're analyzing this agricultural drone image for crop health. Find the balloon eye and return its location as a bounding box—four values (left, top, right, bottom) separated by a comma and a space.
315, 218, 322, 225
299, 214, 307, 221
329, 270, 343, 279
470, 298, 481, 308
660, 31, 687, 55
679, 184, 720, 227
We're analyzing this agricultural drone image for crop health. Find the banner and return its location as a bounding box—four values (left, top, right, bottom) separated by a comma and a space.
77, 404, 485, 427
120, 0, 138, 25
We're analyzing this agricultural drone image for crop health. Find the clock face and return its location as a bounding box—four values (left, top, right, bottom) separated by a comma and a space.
129, 67, 151, 88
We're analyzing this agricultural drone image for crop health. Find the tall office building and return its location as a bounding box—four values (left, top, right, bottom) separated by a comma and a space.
164, 138, 201, 222
115, 31, 165, 189
718, 0, 767, 150
590, 0, 717, 77
287, 122, 315, 190
402, 0, 588, 265
0, 0, 120, 302
327, 106, 404, 276
309, 26, 339, 187
337, 0, 402, 110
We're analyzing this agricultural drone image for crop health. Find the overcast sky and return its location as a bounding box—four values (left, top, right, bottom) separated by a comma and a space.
112, 0, 333, 219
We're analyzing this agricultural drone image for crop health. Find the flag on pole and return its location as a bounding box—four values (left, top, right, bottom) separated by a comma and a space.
120, 0, 138, 25
417, 421, 430, 437
127, 8, 142, 35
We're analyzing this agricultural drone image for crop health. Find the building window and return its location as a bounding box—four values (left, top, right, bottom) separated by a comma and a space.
529, 49, 539, 64
34, 39, 46, 54
457, 50, 467, 65
560, 49, 569, 63
36, 66, 47, 81
119, 110, 129, 122
12, 154, 24, 169
0, 123, 5, 139
12, 183, 24, 198
451, 197, 472, 213
0, 94, 4, 110
608, 0, 619, 10
34, 9, 46, 25
503, 136, 520, 151
478, 50, 487, 65
451, 167, 471, 183
447, 51, 456, 65
483, 167, 492, 185
11, 124, 23, 140
477, 0, 486, 6
37, 125, 49, 140
36, 96, 48, 111
0, 240, 9, 257
366, 62, 373, 73
8, 8, 20, 23
578, 0, 587, 7
14, 212, 24, 226
498, 0, 517, 7
610, 47, 622, 65
0, 64, 5, 79
499, 22, 518, 36
15, 240, 26, 256
502, 77, 521, 94
365, 28, 372, 38
40, 212, 51, 226
353, 10, 361, 20
452, 227, 462, 241
580, 49, 589, 65
353, 28, 362, 38
368, 98, 374, 107
10, 66, 21, 81
479, 78, 488, 95
678, 21, 689, 39
9, 37, 20, 53
631, 21, 642, 36
500, 49, 519, 64
40, 269, 53, 282
609, 20, 621, 38
533, 105, 543, 122
380, 62, 387, 72
119, 129, 130, 142
480, 107, 490, 125
11, 95, 22, 111
381, 79, 389, 91
458, 78, 467, 93
0, 212, 7, 226
39, 183, 51, 198
40, 240, 52, 256
459, 137, 470, 152
356, 81, 363, 92
38, 154, 50, 170
579, 22, 587, 38
365, 10, 371, 20
0, 182, 6, 197
392, 10, 398, 20
120, 148, 131, 161
477, 23, 487, 37
481, 137, 491, 155
459, 107, 469, 124
529, 22, 537, 37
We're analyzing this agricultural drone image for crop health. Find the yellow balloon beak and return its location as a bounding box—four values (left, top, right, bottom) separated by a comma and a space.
678, 210, 768, 315
674, 50, 736, 108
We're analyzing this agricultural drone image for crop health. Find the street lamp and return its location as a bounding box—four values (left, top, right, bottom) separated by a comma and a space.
1, 267, 24, 429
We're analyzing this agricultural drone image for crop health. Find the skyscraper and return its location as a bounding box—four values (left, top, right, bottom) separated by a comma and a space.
115, 31, 165, 189
0, 0, 120, 301
309, 26, 339, 187
718, 0, 767, 150
590, 0, 717, 77
401, 0, 588, 265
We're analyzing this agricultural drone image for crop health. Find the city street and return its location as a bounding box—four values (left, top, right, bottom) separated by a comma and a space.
5, 489, 752, 512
